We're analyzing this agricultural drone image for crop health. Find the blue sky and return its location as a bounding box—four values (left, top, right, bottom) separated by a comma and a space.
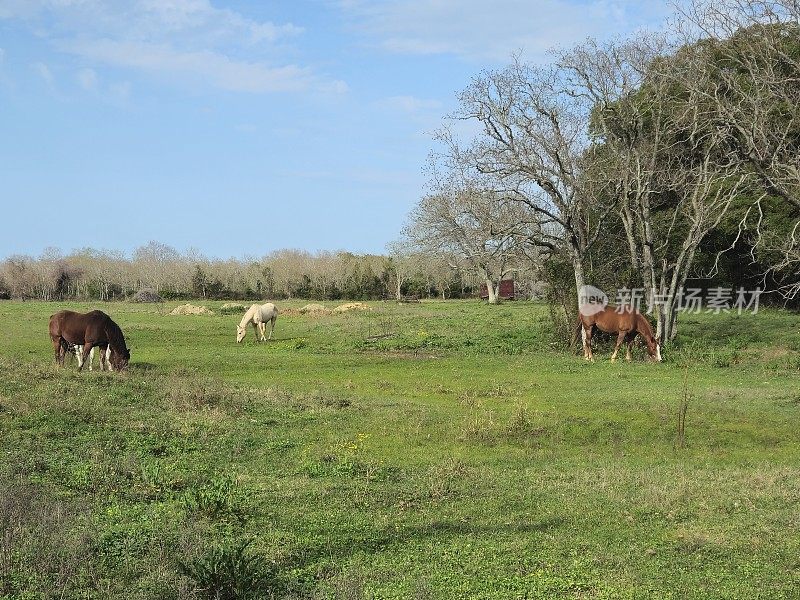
0, 0, 671, 259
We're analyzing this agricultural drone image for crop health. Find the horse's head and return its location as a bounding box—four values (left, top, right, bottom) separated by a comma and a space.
645, 336, 662, 362
112, 347, 130, 371
236, 325, 246, 343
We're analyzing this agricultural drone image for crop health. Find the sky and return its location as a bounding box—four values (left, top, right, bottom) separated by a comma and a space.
0, 0, 672, 259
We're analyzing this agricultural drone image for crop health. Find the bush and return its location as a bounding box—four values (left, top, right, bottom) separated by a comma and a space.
130, 289, 164, 303
218, 303, 247, 315
178, 539, 274, 600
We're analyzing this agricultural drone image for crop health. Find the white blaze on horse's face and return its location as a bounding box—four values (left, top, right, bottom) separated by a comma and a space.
236, 325, 245, 343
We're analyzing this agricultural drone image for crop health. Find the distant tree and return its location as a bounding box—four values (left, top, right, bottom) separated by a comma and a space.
405, 161, 537, 303
192, 265, 209, 298
386, 241, 424, 300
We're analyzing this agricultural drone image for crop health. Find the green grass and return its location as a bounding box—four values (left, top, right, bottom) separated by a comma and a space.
0, 299, 798, 599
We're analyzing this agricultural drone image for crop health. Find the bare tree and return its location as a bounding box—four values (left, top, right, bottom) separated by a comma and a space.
557, 34, 754, 340
405, 162, 537, 304
456, 58, 616, 303
386, 241, 425, 300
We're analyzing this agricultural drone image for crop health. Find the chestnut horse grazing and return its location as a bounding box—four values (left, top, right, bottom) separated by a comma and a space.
49, 310, 130, 371
577, 306, 662, 362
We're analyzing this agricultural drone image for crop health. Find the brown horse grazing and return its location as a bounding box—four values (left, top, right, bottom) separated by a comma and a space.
577, 306, 662, 362
49, 310, 130, 371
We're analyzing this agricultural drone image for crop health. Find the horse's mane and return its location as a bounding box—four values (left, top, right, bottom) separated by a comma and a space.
239, 305, 258, 328
636, 313, 656, 341
103, 315, 128, 354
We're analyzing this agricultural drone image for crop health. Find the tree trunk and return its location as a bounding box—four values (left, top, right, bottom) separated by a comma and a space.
485, 279, 499, 304
570, 246, 586, 312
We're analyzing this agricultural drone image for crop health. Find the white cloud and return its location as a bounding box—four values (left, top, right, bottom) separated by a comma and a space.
0, 0, 303, 43
122, 0, 304, 45
338, 0, 671, 62
2, 1, 344, 95
76, 66, 97, 89
60, 38, 318, 93
32, 61, 54, 85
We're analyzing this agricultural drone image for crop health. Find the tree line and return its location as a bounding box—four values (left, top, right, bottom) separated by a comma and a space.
399, 0, 800, 342
0, 242, 541, 303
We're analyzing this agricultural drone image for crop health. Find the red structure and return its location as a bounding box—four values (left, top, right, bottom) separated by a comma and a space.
479, 279, 515, 300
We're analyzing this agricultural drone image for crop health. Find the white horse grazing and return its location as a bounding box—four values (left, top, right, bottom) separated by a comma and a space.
72, 344, 113, 371
237, 303, 278, 343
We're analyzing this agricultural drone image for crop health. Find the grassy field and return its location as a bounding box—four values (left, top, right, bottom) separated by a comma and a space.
0, 299, 798, 599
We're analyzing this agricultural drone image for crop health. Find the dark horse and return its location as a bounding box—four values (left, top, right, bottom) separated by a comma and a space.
49, 310, 130, 371
577, 306, 662, 362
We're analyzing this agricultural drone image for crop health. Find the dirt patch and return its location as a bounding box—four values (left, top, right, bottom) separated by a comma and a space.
759, 346, 793, 360
300, 303, 331, 315
169, 304, 215, 316
333, 302, 371, 313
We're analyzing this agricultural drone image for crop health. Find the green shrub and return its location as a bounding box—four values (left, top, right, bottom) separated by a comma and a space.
178, 539, 274, 600
182, 475, 253, 521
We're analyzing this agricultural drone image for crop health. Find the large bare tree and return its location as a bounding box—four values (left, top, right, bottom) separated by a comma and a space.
556, 35, 755, 341
404, 161, 538, 304
456, 58, 615, 303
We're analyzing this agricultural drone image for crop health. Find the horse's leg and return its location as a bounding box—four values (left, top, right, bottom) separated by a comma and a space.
53, 337, 64, 366
88, 346, 96, 371
268, 316, 276, 340
75, 345, 85, 369
584, 326, 595, 362
625, 334, 635, 361
258, 322, 265, 341
102, 346, 114, 372
79, 343, 94, 372
611, 331, 626, 362
252, 321, 260, 342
